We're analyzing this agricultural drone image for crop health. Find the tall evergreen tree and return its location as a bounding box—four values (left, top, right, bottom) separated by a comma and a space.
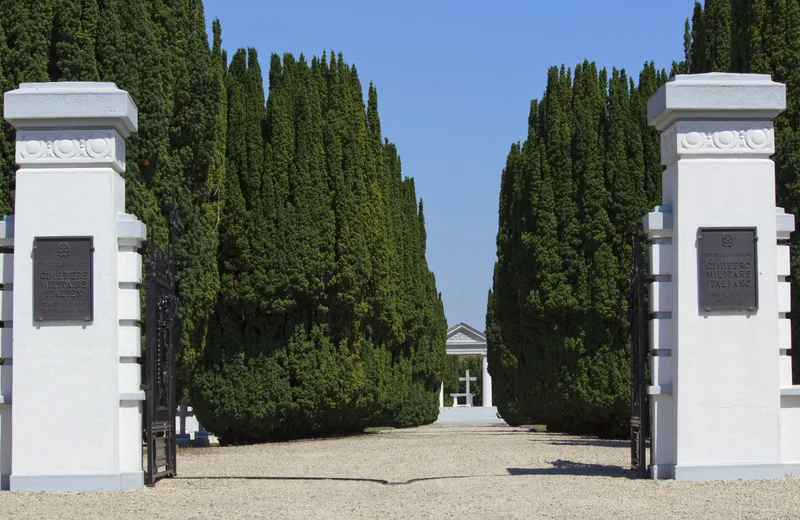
702, 0, 733, 71
192, 51, 445, 441
50, 0, 100, 81
0, 13, 14, 218
490, 60, 669, 435
0, 5, 448, 442
689, 2, 707, 73
0, 1, 52, 214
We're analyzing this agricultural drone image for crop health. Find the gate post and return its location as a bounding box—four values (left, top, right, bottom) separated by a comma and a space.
645, 74, 794, 480
3, 83, 146, 491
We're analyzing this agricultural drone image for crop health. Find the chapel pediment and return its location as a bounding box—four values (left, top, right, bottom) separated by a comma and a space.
446, 322, 486, 344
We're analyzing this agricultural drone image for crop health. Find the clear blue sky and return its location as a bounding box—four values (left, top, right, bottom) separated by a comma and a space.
203, 0, 695, 329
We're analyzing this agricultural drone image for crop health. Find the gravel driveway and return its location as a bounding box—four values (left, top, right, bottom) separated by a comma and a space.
1, 424, 799, 519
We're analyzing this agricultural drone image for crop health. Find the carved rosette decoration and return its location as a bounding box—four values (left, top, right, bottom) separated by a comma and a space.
15, 130, 125, 172
660, 121, 774, 166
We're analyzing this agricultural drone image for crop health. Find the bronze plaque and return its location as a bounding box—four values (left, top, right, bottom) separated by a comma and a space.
698, 228, 758, 312
33, 237, 93, 321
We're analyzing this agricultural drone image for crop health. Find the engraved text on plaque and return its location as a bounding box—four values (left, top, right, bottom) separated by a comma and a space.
698, 228, 758, 312
34, 236, 94, 321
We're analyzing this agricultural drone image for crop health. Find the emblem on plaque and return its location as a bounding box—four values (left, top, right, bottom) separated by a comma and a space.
57, 241, 71, 257
721, 233, 736, 248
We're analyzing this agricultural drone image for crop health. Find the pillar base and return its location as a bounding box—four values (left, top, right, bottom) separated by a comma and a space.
650, 464, 674, 480
10, 470, 144, 492
673, 462, 784, 481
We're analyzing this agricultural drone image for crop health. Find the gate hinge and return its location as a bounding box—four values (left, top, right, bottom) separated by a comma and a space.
0, 246, 13, 254
140, 383, 151, 392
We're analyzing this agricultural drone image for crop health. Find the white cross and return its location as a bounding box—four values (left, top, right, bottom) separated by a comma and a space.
459, 369, 478, 396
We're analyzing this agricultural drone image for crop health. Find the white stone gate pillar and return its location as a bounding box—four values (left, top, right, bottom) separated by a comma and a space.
645, 73, 794, 480
4, 83, 145, 491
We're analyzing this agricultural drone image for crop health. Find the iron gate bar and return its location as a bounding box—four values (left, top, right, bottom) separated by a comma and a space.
630, 235, 650, 479
144, 192, 179, 487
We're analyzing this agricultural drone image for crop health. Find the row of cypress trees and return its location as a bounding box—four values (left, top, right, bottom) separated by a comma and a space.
0, 1, 446, 442
193, 49, 447, 442
488, 0, 800, 435
486, 62, 668, 435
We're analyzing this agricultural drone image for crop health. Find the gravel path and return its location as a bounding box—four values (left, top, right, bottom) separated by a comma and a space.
1, 424, 799, 519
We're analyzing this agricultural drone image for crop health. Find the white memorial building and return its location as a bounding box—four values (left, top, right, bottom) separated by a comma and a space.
435, 323, 504, 424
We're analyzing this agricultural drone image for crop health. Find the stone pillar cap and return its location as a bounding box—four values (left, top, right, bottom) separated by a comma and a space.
648, 73, 786, 131
4, 82, 138, 137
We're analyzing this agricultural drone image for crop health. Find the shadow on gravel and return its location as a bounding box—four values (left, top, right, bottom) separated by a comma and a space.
175, 475, 505, 486
438, 431, 531, 436
507, 459, 633, 479
175, 460, 633, 486
177, 476, 394, 485
176, 471, 568, 486
546, 439, 630, 448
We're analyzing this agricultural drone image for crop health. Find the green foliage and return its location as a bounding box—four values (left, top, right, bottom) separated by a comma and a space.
490, 0, 800, 437
192, 51, 446, 442
50, 0, 100, 81
0, 0, 52, 216
0, 4, 444, 441
488, 62, 667, 437
0, 3, 231, 404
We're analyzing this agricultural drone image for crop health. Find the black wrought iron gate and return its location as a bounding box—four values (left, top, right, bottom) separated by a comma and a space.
143, 214, 179, 486
629, 236, 649, 479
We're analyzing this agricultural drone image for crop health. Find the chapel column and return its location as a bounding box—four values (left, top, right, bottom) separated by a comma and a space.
482, 354, 492, 407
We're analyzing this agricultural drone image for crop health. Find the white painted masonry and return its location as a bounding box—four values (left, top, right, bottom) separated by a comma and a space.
645, 73, 799, 481
2, 82, 145, 491
435, 323, 504, 424
445, 322, 492, 407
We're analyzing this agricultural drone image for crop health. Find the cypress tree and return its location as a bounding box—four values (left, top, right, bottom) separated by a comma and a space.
159, 0, 225, 389
0, 13, 14, 217
0, 1, 52, 215
632, 63, 667, 209
746, 1, 769, 74
490, 60, 669, 435
731, 0, 749, 71
684, 18, 693, 73
486, 137, 526, 424
1, 3, 228, 403
1, 1, 51, 84
702, 0, 733, 71
0, 8, 447, 441
690, 2, 707, 73
50, 0, 100, 81
96, 0, 171, 253
194, 51, 447, 441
